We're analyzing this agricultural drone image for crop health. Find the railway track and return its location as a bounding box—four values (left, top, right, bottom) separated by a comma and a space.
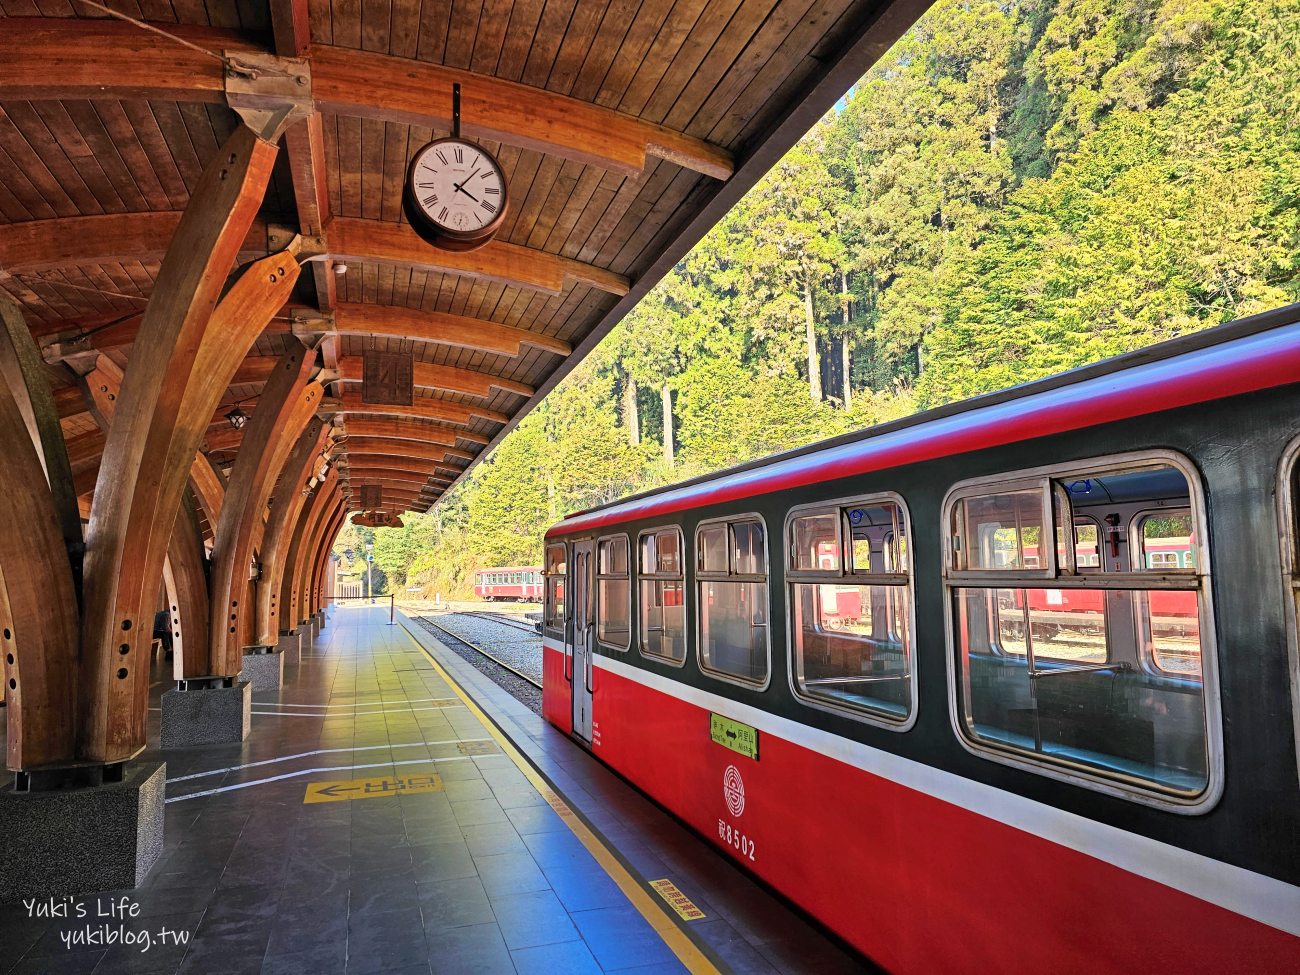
413, 613, 542, 689
462, 610, 539, 634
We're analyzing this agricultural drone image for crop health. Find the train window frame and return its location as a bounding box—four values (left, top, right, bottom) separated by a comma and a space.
1274, 436, 1300, 788
941, 449, 1223, 814
595, 533, 632, 653
694, 513, 772, 690
783, 493, 918, 731
636, 525, 688, 668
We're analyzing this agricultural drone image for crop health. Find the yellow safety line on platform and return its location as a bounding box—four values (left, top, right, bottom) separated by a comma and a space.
400, 623, 723, 975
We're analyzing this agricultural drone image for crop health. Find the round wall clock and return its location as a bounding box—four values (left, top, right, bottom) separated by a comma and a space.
403, 137, 509, 252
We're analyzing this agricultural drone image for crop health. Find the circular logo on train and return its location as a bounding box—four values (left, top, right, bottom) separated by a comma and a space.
722, 765, 746, 817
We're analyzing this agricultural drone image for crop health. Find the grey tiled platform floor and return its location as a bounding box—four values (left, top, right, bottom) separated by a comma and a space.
1, 605, 873, 975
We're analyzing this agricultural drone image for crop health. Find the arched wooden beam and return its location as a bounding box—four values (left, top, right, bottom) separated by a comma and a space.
0, 347, 80, 770
209, 345, 322, 673
254, 418, 330, 646
42, 302, 569, 364
343, 438, 475, 463
283, 474, 340, 627
1, 212, 628, 297
335, 409, 495, 440
327, 218, 629, 297
0, 20, 733, 181
334, 356, 533, 399
336, 424, 463, 450
344, 466, 442, 483
325, 304, 570, 357
77, 124, 291, 763
329, 394, 503, 429
311, 502, 351, 614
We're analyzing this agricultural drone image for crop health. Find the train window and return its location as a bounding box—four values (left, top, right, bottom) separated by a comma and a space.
791, 512, 840, 572
639, 528, 685, 664
697, 516, 770, 687
544, 544, 566, 636
787, 496, 914, 726
596, 535, 630, 651
951, 486, 1050, 573
945, 454, 1217, 808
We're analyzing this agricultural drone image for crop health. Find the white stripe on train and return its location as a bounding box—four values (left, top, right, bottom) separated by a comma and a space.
542, 639, 1300, 937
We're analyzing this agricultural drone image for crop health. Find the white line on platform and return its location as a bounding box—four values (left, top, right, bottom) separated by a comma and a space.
166, 738, 494, 783
165, 756, 473, 803
248, 705, 465, 717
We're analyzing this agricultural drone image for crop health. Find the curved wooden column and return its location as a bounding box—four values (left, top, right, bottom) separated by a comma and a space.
310, 501, 348, 614
279, 471, 339, 629
208, 344, 323, 675
0, 380, 80, 769
297, 489, 344, 619
162, 492, 211, 681
254, 419, 329, 645
78, 123, 293, 763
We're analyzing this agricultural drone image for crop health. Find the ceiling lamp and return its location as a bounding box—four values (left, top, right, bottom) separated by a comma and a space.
225, 406, 249, 430
333, 261, 348, 275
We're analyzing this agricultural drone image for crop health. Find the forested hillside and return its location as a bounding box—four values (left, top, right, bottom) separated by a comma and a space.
350, 0, 1300, 597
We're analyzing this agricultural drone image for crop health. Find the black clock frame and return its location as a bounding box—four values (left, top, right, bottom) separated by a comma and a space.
403, 136, 510, 253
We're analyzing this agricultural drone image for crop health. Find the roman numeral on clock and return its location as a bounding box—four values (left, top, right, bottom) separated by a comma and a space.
484, 186, 500, 195
480, 201, 497, 214
422, 195, 438, 207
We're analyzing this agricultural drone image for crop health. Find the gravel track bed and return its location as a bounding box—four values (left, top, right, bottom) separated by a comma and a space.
412, 614, 543, 715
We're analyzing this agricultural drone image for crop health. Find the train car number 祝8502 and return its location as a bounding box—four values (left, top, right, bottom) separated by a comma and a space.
718, 819, 757, 861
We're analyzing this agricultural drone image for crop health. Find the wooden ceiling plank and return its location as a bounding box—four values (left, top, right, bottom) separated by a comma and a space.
71, 101, 157, 212
0, 105, 80, 218
29, 99, 127, 215
444, 0, 486, 70
470, 0, 519, 76
518, 0, 578, 88
616, 0, 713, 119
389, 0, 422, 59
569, 0, 642, 102
539, 0, 606, 94
119, 102, 190, 208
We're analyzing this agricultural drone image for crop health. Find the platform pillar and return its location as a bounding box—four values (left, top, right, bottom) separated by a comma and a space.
276, 629, 301, 665
238, 645, 284, 690
0, 761, 165, 904
159, 678, 250, 749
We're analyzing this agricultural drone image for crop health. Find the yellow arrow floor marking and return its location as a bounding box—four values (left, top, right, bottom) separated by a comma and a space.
303, 772, 443, 804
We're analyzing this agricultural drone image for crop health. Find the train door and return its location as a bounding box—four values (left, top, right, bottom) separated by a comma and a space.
570, 540, 595, 743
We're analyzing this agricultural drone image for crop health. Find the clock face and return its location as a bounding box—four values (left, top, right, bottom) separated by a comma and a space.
407, 138, 507, 237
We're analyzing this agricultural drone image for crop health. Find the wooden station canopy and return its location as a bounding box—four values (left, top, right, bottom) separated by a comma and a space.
0, 0, 929, 522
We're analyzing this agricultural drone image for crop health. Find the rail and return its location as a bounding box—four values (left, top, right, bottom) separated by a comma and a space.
330, 590, 397, 625
412, 613, 542, 689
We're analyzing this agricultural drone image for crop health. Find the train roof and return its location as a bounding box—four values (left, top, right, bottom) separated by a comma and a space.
547, 302, 1300, 539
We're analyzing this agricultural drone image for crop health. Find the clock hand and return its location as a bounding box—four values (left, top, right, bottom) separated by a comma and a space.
452, 181, 481, 204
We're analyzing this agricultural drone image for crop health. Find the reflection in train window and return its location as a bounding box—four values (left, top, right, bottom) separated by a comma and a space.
946, 456, 1215, 804
638, 528, 685, 663
787, 497, 914, 725
543, 543, 566, 636
596, 535, 630, 651
697, 516, 769, 686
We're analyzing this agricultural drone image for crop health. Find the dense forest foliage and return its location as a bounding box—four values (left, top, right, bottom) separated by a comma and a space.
342, 0, 1300, 597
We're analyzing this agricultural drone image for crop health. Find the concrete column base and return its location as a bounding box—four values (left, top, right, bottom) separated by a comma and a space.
276, 630, 301, 664
238, 646, 284, 691
160, 679, 250, 749
0, 761, 165, 904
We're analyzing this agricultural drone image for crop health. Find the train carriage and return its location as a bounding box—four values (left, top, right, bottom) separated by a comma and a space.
541, 304, 1300, 973
473, 566, 543, 602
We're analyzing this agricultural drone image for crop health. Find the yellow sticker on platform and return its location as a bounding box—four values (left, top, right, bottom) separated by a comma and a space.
648, 879, 706, 920
303, 773, 443, 803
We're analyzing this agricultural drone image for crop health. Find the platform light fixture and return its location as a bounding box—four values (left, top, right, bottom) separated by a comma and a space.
224, 405, 249, 430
